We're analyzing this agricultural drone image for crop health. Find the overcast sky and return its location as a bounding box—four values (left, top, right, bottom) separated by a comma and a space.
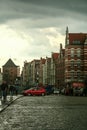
0, 0, 87, 70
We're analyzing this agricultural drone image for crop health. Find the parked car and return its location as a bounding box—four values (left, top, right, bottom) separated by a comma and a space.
45, 85, 54, 95
61, 88, 65, 95
53, 88, 60, 94
22, 87, 46, 96
73, 87, 84, 96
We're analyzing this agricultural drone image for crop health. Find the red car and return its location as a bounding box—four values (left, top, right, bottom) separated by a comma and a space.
22, 87, 46, 96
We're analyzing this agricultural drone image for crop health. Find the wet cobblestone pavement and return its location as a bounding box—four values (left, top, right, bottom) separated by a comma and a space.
0, 95, 87, 130
0, 95, 22, 112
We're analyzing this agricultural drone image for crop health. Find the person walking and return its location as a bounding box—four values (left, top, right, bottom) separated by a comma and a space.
0, 80, 8, 103
9, 84, 14, 101
14, 84, 19, 96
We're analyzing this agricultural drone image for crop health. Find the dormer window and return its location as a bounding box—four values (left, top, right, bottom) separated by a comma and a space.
72, 40, 80, 44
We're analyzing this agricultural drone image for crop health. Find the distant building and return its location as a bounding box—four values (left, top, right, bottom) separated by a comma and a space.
22, 61, 31, 87
50, 52, 59, 87
43, 57, 51, 85
39, 57, 46, 84
2, 58, 20, 84
21, 28, 87, 89
30, 59, 40, 86
56, 44, 65, 89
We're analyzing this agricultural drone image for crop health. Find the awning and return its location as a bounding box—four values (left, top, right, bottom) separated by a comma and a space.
72, 82, 84, 87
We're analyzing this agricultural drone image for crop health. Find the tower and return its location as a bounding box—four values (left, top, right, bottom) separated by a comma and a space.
65, 26, 69, 46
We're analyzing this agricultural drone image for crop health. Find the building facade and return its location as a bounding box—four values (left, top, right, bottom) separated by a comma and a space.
43, 57, 51, 85
22, 61, 31, 87
57, 44, 65, 89
65, 27, 87, 87
21, 28, 87, 89
2, 58, 20, 84
30, 59, 40, 86
50, 52, 59, 87
39, 57, 46, 84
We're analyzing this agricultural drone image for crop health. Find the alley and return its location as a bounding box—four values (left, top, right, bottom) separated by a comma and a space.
0, 95, 87, 130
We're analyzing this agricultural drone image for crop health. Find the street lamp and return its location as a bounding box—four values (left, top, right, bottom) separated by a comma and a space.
36, 71, 39, 86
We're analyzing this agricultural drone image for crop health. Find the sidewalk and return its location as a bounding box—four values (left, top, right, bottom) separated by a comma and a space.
0, 95, 23, 113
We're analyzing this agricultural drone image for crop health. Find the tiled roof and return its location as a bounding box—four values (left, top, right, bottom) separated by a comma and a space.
41, 58, 46, 64
31, 59, 40, 63
3, 58, 18, 67
46, 57, 51, 62
69, 33, 87, 44
52, 53, 59, 59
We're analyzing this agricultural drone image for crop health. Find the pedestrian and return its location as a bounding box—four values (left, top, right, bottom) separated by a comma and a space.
0, 80, 8, 103
14, 84, 19, 96
9, 84, 14, 101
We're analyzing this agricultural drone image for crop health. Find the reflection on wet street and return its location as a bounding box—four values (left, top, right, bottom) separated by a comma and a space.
0, 95, 87, 130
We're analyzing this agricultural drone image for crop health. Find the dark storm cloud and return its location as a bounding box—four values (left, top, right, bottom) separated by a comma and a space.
0, 0, 87, 23
14, 0, 87, 14
0, 0, 87, 33
0, 0, 87, 68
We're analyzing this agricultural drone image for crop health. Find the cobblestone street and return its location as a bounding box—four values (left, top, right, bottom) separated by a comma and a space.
0, 95, 87, 130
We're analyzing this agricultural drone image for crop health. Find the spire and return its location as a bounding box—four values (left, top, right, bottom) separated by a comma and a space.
66, 26, 69, 34
60, 43, 62, 52
65, 26, 69, 46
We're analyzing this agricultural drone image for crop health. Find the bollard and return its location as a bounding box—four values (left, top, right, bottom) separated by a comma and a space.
0, 100, 2, 106
10, 96, 13, 102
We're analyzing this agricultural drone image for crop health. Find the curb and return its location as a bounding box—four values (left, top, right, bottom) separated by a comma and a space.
0, 95, 23, 113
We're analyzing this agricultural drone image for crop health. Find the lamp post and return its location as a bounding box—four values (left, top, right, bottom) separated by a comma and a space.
36, 71, 39, 86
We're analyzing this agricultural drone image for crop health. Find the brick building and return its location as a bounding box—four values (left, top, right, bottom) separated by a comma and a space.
39, 57, 46, 84
51, 52, 59, 87
2, 58, 20, 84
65, 27, 87, 87
30, 59, 40, 86
57, 44, 65, 88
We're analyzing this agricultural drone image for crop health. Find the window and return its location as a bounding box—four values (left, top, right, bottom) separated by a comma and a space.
77, 48, 81, 57
77, 71, 81, 79
71, 72, 74, 79
73, 40, 81, 44
71, 48, 74, 57
71, 60, 74, 69
77, 60, 81, 69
